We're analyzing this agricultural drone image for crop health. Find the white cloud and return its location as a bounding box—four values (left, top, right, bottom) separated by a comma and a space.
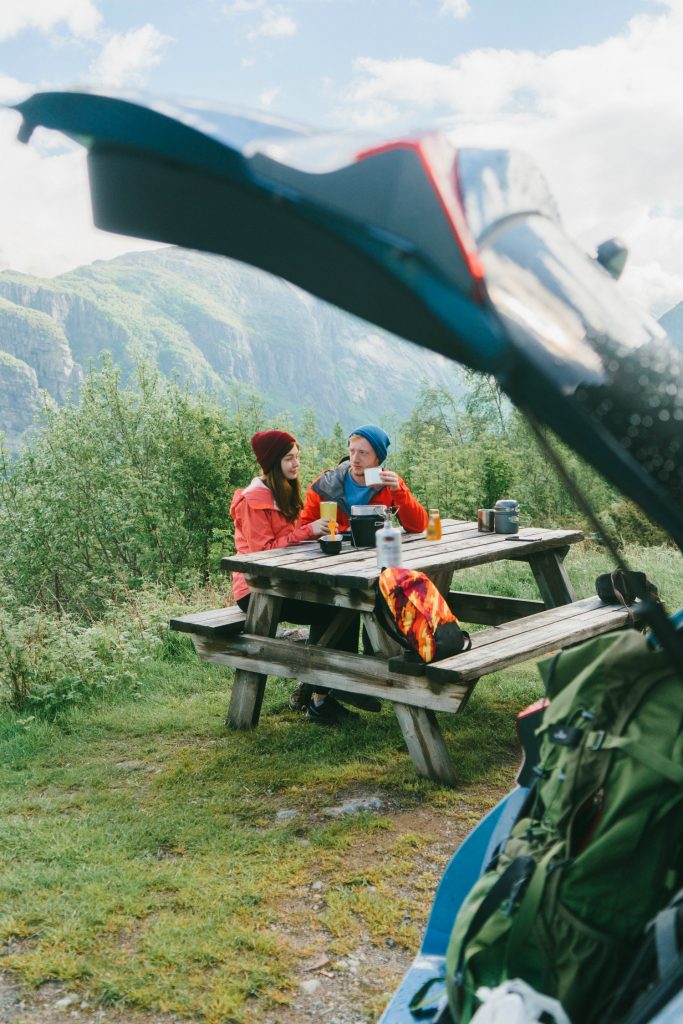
439, 0, 471, 18
0, 0, 101, 42
224, 0, 297, 39
618, 207, 683, 316
0, 73, 32, 105
248, 8, 297, 39
338, 0, 683, 315
88, 24, 173, 89
222, 0, 264, 12
0, 111, 158, 277
259, 86, 281, 108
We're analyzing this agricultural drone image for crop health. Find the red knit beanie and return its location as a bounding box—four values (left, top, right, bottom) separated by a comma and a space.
250, 430, 297, 473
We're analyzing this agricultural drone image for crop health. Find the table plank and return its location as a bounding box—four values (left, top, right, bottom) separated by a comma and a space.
245, 577, 376, 612
449, 592, 546, 625
221, 522, 584, 592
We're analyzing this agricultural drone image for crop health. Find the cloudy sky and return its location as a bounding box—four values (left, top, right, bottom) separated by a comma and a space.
1, 0, 682, 316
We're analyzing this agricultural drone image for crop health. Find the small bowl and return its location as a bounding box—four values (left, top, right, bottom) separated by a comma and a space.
319, 538, 342, 555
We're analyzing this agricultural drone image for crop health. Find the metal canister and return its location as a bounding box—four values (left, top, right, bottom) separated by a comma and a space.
494, 499, 519, 534
477, 508, 495, 532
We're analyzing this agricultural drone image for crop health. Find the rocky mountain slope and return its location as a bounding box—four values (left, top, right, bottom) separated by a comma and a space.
0, 247, 462, 451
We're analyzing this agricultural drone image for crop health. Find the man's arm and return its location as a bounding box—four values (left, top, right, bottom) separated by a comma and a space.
381, 473, 428, 532
300, 484, 322, 525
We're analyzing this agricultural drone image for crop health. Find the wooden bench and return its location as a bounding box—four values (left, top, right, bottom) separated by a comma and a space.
170, 594, 637, 785
170, 606, 246, 638
425, 594, 634, 684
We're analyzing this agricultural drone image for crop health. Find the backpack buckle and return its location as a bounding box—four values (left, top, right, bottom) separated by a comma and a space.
590, 730, 606, 751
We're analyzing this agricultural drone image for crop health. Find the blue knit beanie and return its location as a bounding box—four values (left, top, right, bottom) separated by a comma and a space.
348, 424, 390, 464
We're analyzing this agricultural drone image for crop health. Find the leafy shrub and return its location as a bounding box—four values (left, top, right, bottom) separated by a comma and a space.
0, 578, 229, 717
0, 604, 138, 716
0, 361, 255, 614
598, 499, 671, 548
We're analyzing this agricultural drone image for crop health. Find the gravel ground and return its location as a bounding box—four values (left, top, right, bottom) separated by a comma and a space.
0, 788, 510, 1024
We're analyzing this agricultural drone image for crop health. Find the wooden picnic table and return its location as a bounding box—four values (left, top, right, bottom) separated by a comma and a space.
214, 524, 577, 770
222, 517, 581, 610
172, 518, 636, 784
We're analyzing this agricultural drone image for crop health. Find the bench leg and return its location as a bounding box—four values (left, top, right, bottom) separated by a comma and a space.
226, 593, 281, 729
528, 549, 576, 607
392, 703, 457, 787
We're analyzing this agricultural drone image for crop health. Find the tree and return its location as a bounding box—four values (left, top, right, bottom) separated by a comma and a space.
0, 361, 254, 614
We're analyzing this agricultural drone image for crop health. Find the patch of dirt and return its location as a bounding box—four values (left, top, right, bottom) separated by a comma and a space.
0, 785, 511, 1023
272, 797, 503, 1024
0, 977, 189, 1024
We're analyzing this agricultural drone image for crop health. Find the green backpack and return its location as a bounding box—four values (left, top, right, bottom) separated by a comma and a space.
445, 628, 683, 1024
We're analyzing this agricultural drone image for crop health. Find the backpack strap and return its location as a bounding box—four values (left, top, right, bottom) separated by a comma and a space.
374, 579, 413, 653
408, 978, 453, 1020
585, 731, 683, 787
452, 856, 536, 987
505, 840, 567, 979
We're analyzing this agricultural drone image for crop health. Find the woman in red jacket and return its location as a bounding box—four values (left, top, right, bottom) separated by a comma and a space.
230, 429, 367, 725
230, 429, 328, 606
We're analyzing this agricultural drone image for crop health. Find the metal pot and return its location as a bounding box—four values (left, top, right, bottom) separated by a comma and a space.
349, 505, 387, 547
494, 499, 519, 534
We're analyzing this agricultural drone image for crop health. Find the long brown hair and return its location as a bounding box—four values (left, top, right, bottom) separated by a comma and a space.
262, 442, 303, 522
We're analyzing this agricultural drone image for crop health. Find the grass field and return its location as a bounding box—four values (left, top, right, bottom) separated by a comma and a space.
1, 543, 681, 1022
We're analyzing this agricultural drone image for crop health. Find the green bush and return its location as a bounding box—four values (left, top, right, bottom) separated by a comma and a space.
0, 578, 229, 717
599, 499, 671, 548
0, 361, 255, 614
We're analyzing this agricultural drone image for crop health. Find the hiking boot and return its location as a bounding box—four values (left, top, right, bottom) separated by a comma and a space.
306, 696, 360, 726
288, 683, 313, 712
333, 690, 382, 712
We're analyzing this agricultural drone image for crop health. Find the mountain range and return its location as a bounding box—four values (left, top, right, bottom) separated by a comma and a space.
0, 247, 463, 452
1, 245, 682, 454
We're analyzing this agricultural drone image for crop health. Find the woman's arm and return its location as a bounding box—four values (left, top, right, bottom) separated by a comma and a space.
240, 507, 315, 552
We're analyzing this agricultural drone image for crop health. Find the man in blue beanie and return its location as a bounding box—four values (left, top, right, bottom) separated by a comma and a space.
301, 423, 427, 534
295, 424, 428, 724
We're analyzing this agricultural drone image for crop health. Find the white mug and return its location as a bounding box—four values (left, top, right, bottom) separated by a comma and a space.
364, 466, 383, 486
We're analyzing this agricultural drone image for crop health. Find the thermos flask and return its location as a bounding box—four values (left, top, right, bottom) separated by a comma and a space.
494, 499, 520, 534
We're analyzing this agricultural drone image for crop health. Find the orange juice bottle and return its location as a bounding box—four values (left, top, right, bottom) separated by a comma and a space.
426, 508, 442, 541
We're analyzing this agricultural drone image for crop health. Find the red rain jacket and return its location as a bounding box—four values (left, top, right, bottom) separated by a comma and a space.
300, 462, 428, 533
229, 478, 315, 602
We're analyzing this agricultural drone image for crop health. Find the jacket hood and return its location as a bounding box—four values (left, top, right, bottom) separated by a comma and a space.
230, 478, 278, 517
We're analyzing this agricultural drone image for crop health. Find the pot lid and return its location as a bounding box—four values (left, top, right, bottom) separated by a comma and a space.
350, 505, 387, 516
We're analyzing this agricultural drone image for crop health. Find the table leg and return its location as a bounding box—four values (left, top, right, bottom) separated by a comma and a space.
363, 610, 457, 786
226, 593, 281, 729
528, 548, 577, 608
361, 611, 402, 657
428, 567, 454, 595
392, 703, 458, 787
